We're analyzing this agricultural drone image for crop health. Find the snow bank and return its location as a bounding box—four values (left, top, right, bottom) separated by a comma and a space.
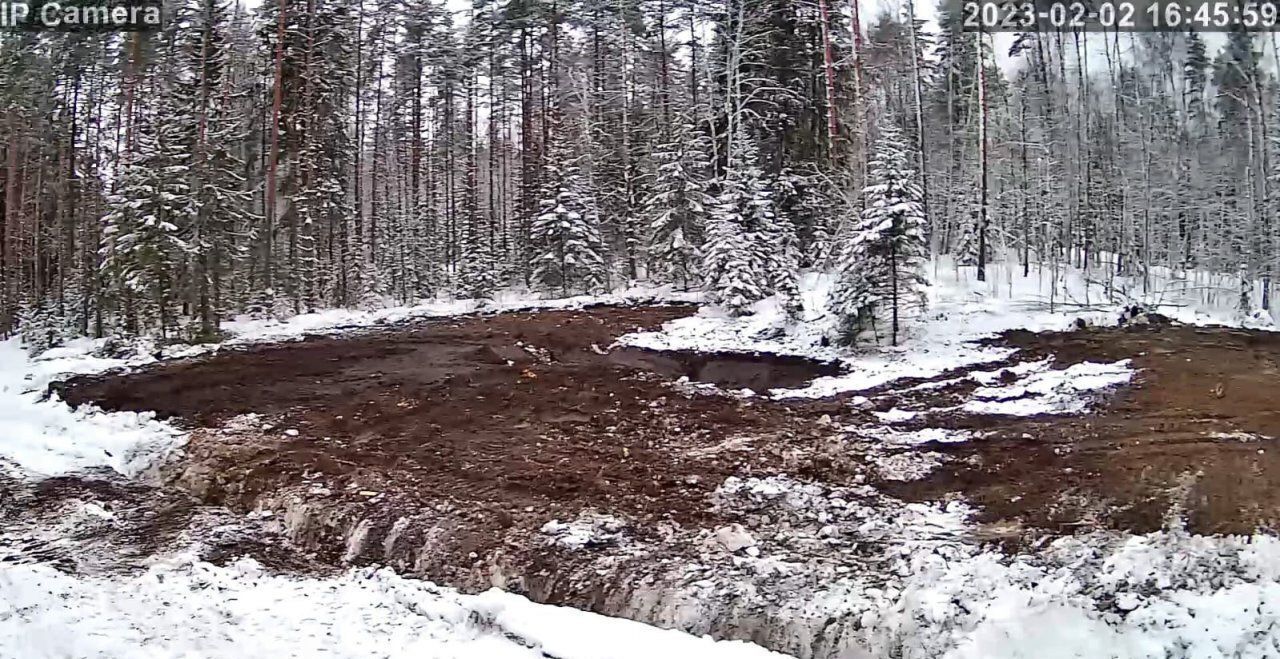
704, 472, 1280, 658
0, 557, 786, 659
888, 529, 1280, 659
0, 339, 185, 479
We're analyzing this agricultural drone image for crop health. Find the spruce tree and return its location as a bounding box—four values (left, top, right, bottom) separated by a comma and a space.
99, 95, 195, 339
645, 119, 712, 289
703, 130, 771, 315
530, 122, 608, 296
832, 118, 928, 346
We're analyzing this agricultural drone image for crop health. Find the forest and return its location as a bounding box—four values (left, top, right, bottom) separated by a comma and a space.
0, 0, 1276, 349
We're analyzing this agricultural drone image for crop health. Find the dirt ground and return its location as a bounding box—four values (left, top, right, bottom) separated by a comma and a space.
52, 307, 1280, 583
58, 307, 846, 575
885, 324, 1280, 539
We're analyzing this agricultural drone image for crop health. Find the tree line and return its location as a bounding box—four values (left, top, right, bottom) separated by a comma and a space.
1, 0, 1276, 350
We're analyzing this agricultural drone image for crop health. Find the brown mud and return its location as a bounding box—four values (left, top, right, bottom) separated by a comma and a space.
885, 324, 1280, 540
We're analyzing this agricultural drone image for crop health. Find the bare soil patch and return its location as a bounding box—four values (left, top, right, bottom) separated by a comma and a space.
58, 311, 1280, 548
876, 324, 1280, 539
59, 307, 848, 580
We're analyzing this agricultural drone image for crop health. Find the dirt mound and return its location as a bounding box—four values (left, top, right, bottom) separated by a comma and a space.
0, 471, 325, 575
59, 307, 847, 578
58, 309, 1280, 545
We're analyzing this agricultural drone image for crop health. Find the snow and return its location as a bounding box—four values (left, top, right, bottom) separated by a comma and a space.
618, 255, 1274, 400
540, 512, 630, 550
0, 338, 186, 479
898, 530, 1280, 659
963, 360, 1135, 416
706, 473, 1280, 659
0, 557, 788, 659
874, 407, 921, 423
858, 426, 977, 447
871, 450, 950, 481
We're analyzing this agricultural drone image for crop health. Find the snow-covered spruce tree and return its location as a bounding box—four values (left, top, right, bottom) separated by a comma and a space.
17, 297, 59, 354
99, 96, 195, 339
832, 118, 928, 347
765, 200, 803, 317
703, 131, 768, 314
774, 167, 838, 269
530, 119, 608, 297
952, 196, 989, 269
702, 128, 801, 315
179, 0, 258, 340
645, 119, 712, 289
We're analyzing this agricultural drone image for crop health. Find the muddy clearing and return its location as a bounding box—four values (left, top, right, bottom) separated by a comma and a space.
26, 306, 1280, 657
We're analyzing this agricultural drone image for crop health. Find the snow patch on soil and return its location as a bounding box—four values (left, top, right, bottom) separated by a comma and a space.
855, 426, 977, 447
541, 512, 629, 550
619, 256, 1270, 399
711, 475, 973, 555
963, 360, 1135, 416
871, 451, 950, 482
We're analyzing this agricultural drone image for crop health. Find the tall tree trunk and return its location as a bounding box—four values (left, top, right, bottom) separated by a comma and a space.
816, 0, 839, 159
976, 29, 989, 283
264, 0, 288, 294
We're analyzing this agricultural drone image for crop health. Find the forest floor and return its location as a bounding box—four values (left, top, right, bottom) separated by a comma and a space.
9, 304, 1280, 657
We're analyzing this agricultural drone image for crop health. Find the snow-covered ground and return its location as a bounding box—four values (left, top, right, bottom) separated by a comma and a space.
885, 527, 1280, 659
692, 473, 1280, 659
0, 339, 185, 480
0, 557, 785, 659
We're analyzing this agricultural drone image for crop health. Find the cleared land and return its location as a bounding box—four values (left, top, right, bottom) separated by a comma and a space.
6, 306, 1279, 657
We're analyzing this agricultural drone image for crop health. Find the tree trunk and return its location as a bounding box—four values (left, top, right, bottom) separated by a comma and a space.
264, 0, 288, 294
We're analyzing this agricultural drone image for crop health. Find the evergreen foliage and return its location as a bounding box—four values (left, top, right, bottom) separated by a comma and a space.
832, 118, 928, 346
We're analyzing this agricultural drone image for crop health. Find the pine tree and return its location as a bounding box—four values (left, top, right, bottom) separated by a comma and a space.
832, 118, 928, 346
